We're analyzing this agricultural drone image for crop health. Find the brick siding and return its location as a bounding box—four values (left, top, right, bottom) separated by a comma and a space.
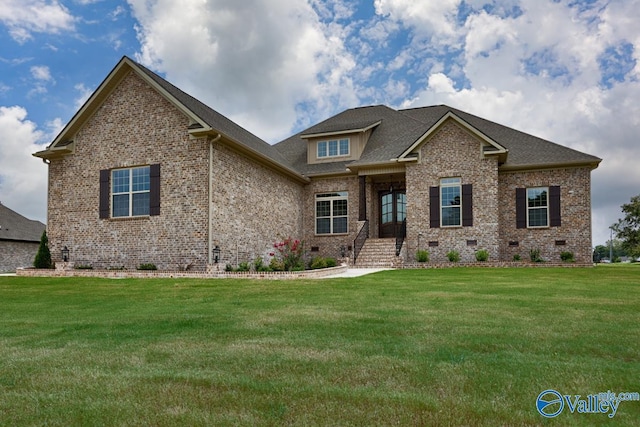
44, 73, 595, 270
0, 241, 39, 272
301, 176, 360, 260
405, 120, 500, 263
211, 142, 304, 267
498, 167, 593, 264
46, 71, 304, 270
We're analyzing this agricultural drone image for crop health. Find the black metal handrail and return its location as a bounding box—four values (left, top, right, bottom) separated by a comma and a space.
395, 219, 407, 256
353, 220, 369, 264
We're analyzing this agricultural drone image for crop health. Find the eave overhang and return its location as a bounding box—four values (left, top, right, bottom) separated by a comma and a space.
33, 140, 75, 160
499, 158, 602, 172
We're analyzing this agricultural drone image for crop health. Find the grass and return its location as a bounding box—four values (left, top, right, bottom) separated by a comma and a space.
0, 265, 639, 426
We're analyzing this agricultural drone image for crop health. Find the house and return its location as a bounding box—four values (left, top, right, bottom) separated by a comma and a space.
34, 56, 601, 270
0, 202, 46, 272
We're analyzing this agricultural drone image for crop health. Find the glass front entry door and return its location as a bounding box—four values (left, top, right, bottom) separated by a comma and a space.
379, 190, 406, 238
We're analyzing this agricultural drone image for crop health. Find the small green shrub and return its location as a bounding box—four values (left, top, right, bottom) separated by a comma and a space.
225, 264, 234, 272
236, 262, 250, 272
137, 263, 157, 270
269, 257, 285, 272
529, 248, 543, 263
33, 230, 53, 269
74, 264, 94, 270
309, 257, 337, 269
107, 266, 126, 270
475, 249, 489, 262
310, 257, 327, 270
560, 251, 575, 263
447, 250, 460, 262
513, 254, 521, 261
253, 257, 271, 272
416, 250, 429, 263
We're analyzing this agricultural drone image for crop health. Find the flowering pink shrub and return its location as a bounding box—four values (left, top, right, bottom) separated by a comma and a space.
272, 237, 306, 271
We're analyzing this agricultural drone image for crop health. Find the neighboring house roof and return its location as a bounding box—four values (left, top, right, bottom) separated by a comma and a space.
274, 104, 601, 175
0, 203, 45, 243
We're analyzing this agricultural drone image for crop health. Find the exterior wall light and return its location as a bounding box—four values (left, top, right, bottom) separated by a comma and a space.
213, 245, 221, 264
62, 246, 70, 262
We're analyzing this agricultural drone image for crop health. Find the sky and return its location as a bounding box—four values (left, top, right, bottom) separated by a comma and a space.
0, 0, 638, 247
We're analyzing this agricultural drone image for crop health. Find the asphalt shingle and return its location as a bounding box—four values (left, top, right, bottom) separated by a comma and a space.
0, 203, 45, 243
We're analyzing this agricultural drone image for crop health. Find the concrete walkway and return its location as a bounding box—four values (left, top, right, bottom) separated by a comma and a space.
320, 268, 392, 278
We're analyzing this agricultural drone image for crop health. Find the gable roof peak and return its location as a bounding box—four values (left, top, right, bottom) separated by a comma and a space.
34, 56, 307, 181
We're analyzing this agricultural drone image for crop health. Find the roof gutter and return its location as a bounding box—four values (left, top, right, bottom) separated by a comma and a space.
499, 159, 602, 172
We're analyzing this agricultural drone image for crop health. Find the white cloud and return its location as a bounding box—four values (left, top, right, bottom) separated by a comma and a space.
77, 0, 637, 246
73, 83, 93, 110
386, 0, 640, 245
109, 5, 126, 20
0, 0, 76, 43
30, 65, 53, 82
127, 0, 359, 142
0, 106, 48, 223
374, 0, 461, 43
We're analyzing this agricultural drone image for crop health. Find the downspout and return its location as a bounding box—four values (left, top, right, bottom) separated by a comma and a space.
208, 133, 222, 265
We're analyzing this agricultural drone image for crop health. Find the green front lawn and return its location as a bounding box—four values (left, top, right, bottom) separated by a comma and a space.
1, 266, 639, 426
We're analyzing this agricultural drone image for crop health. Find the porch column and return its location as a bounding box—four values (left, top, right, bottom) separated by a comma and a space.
359, 175, 367, 221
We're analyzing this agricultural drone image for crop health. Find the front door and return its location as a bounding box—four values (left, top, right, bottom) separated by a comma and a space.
379, 190, 406, 238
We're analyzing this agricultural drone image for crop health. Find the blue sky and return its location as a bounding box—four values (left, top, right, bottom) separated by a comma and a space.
1, 0, 639, 247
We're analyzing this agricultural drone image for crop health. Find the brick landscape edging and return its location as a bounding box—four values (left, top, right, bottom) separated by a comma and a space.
402, 261, 592, 268
16, 264, 349, 280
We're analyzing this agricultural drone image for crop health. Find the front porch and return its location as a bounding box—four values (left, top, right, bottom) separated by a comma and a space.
353, 171, 407, 267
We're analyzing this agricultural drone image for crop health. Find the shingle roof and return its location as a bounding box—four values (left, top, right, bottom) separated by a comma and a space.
37, 55, 600, 178
0, 203, 45, 243
274, 104, 601, 175
131, 59, 298, 172
401, 105, 602, 169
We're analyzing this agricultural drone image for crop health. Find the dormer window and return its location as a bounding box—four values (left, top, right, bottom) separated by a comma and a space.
318, 138, 349, 158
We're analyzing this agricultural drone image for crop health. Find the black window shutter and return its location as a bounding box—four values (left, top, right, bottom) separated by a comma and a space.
549, 185, 561, 227
429, 186, 440, 228
149, 164, 161, 216
99, 169, 110, 219
515, 188, 527, 229
462, 184, 473, 227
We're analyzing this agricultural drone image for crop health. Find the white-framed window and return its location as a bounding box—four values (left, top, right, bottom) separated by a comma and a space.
527, 187, 549, 227
440, 177, 461, 227
315, 192, 348, 234
317, 138, 349, 158
111, 166, 150, 217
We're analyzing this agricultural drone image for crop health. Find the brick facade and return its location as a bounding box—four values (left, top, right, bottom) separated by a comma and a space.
41, 60, 598, 271
46, 71, 304, 270
498, 167, 593, 264
0, 241, 39, 272
405, 120, 500, 263
211, 142, 304, 267
301, 175, 360, 260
